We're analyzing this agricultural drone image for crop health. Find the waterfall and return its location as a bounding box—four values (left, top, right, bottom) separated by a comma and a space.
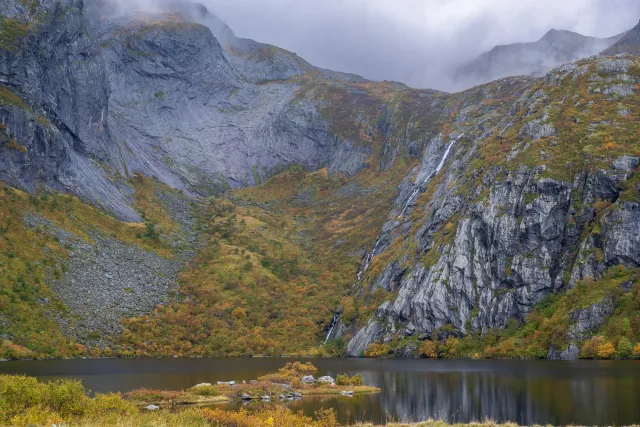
324, 311, 341, 344
398, 133, 464, 219
324, 135, 463, 344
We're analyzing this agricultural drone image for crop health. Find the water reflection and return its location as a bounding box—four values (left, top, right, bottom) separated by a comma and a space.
1, 358, 639, 425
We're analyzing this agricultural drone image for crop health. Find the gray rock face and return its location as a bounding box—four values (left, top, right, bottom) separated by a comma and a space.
567, 297, 615, 341
602, 20, 640, 56
344, 57, 640, 356
0, 0, 139, 220
1, 0, 371, 220
547, 343, 580, 360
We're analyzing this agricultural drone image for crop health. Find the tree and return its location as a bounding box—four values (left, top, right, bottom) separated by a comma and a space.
632, 343, 640, 359
442, 337, 460, 359
596, 341, 615, 359
419, 340, 437, 359
581, 336, 606, 359
617, 337, 633, 359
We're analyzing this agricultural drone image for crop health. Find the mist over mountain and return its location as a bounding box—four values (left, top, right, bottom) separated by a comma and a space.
453, 29, 625, 88
603, 19, 640, 56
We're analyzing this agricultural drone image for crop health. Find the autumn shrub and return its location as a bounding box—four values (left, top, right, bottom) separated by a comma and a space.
123, 388, 183, 403
9, 406, 64, 427
419, 340, 438, 358
189, 384, 221, 397
203, 406, 338, 427
364, 342, 391, 358
258, 361, 317, 383
441, 337, 461, 358
335, 374, 363, 386
597, 341, 616, 359
483, 345, 497, 359
580, 336, 606, 359
633, 343, 640, 359
0, 375, 133, 425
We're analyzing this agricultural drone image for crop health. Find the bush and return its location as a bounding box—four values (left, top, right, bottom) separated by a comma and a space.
335, 374, 363, 387
618, 337, 633, 359
597, 341, 616, 359
364, 342, 390, 358
123, 388, 182, 403
190, 385, 221, 397
0, 375, 41, 421
419, 340, 438, 358
0, 375, 97, 423
633, 343, 640, 359
203, 406, 338, 427
581, 336, 607, 359
41, 379, 89, 418
86, 393, 137, 418
258, 362, 317, 383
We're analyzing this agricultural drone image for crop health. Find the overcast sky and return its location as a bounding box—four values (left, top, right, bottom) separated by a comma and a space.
196, 0, 640, 90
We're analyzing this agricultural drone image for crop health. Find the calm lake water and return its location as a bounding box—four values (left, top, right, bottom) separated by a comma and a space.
1, 358, 639, 425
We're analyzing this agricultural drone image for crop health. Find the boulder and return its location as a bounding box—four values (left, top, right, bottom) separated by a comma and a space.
317, 376, 335, 384
301, 375, 316, 384
340, 390, 354, 397
145, 405, 160, 411
217, 381, 236, 386
193, 383, 212, 388
241, 393, 252, 401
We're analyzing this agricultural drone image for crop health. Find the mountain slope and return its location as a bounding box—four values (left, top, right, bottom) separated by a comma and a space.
1, 1, 639, 360
455, 29, 625, 88
602, 20, 640, 56
337, 56, 640, 358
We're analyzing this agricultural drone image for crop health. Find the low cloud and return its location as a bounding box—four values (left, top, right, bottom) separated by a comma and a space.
100, 0, 640, 91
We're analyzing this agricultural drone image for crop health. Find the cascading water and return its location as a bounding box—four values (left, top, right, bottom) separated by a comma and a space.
325, 134, 464, 344
398, 133, 464, 218
324, 311, 341, 344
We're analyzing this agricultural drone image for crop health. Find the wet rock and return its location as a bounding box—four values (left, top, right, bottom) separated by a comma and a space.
145, 405, 160, 411
340, 390, 354, 397
241, 393, 252, 401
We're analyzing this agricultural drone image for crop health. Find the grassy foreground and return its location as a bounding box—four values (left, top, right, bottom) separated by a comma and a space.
0, 362, 383, 426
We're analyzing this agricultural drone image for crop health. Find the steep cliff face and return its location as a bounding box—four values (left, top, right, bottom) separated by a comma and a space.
1, 0, 374, 217
85, 1, 375, 195
341, 56, 640, 357
0, 0, 138, 220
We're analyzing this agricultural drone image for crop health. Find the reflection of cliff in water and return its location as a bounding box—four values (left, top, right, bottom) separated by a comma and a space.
2, 358, 639, 426
292, 360, 640, 426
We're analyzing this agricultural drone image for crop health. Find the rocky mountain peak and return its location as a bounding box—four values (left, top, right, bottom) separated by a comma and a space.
602, 19, 640, 56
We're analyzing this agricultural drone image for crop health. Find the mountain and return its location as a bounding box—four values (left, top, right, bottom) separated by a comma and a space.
1, 0, 639, 360
454, 29, 625, 88
602, 20, 640, 56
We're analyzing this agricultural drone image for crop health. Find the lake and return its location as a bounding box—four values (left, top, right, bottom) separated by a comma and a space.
1, 358, 639, 425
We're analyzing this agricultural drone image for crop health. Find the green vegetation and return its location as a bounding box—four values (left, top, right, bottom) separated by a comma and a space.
0, 180, 174, 360
0, 17, 29, 52
117, 160, 413, 357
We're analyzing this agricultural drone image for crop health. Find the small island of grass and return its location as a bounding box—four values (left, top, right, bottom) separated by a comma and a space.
124, 361, 379, 407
